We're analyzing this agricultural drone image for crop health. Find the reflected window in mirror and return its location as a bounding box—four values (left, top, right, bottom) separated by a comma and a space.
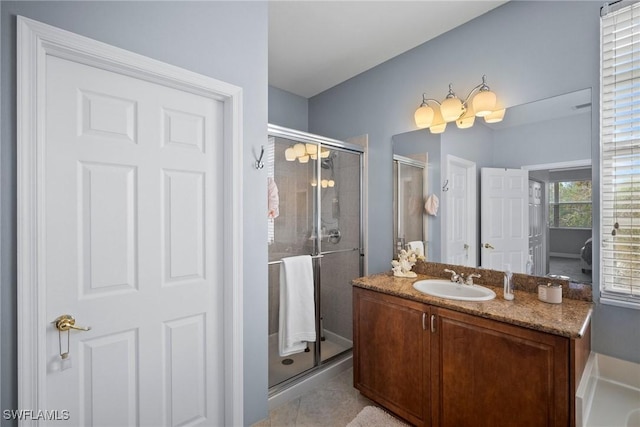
548, 180, 592, 229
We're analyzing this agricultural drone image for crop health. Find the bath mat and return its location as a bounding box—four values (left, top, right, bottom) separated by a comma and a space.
346, 406, 409, 427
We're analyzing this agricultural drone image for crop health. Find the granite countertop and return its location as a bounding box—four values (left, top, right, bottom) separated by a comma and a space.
352, 272, 593, 339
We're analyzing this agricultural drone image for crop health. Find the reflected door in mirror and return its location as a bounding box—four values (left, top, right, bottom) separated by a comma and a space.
444, 155, 477, 267
480, 168, 529, 273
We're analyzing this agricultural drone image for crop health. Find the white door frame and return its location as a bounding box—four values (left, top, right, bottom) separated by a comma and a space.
521, 159, 592, 172
443, 154, 477, 266
17, 17, 244, 426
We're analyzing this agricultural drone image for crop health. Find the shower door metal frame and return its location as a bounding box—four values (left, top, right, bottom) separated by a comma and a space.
267, 124, 364, 393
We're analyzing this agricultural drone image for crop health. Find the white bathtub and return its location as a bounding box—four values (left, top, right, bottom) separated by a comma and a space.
577, 352, 640, 427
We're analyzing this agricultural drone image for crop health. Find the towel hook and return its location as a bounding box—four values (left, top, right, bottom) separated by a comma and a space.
255, 145, 265, 169
442, 179, 449, 192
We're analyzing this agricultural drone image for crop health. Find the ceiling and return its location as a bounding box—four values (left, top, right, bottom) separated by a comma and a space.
268, 1, 508, 98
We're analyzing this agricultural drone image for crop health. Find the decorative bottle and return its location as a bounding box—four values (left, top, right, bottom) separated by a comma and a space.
526, 255, 534, 275
503, 264, 514, 300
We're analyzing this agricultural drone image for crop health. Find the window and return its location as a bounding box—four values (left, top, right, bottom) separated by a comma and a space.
600, 2, 640, 308
548, 180, 592, 228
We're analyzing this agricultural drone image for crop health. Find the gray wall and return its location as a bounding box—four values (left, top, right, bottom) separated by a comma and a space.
550, 229, 592, 257
1, 2, 268, 424
493, 113, 592, 168
308, 1, 640, 363
269, 85, 309, 131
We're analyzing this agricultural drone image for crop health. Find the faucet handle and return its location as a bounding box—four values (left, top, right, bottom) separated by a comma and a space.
444, 269, 459, 282
466, 273, 481, 285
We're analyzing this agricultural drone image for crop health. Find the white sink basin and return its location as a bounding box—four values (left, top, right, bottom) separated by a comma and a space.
413, 279, 496, 301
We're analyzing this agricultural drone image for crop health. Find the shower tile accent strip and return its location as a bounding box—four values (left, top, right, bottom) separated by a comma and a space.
351, 260, 593, 338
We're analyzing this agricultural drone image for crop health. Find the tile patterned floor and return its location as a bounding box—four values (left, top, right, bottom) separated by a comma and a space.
253, 368, 375, 427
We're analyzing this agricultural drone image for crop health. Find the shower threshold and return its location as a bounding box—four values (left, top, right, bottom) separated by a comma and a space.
268, 330, 352, 390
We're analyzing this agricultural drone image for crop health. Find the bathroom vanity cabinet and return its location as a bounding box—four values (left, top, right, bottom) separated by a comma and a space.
353, 288, 431, 426
353, 286, 591, 427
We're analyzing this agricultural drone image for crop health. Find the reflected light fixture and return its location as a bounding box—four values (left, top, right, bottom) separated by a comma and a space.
284, 144, 331, 163
414, 75, 505, 133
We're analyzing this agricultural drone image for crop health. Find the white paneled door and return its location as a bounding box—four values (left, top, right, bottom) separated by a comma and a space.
444, 155, 477, 267
480, 168, 529, 273
18, 17, 243, 426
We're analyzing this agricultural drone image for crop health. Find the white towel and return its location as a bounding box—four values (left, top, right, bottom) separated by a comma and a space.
407, 241, 424, 256
279, 255, 316, 356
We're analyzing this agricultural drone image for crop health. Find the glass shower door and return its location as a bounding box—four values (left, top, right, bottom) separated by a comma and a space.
318, 146, 362, 363
267, 126, 364, 391
267, 136, 319, 388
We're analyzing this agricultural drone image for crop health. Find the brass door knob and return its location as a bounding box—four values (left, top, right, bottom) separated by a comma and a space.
53, 315, 91, 332
483, 243, 495, 249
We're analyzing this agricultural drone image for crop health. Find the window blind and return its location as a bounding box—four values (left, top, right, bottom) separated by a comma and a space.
601, 2, 640, 308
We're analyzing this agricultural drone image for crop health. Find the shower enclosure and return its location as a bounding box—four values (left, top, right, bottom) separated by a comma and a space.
267, 124, 363, 392
393, 154, 426, 257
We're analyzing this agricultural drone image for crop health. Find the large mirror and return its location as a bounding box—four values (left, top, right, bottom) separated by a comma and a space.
392, 88, 593, 284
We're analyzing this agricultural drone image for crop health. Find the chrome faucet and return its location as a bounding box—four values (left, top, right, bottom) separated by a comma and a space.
466, 273, 481, 286
444, 269, 465, 284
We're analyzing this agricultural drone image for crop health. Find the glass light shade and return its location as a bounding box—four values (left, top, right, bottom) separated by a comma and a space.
320, 148, 330, 158
321, 179, 328, 188
440, 97, 463, 122
305, 143, 318, 154
429, 106, 447, 134
328, 180, 335, 187
284, 147, 296, 161
310, 179, 317, 187
414, 105, 434, 128
298, 154, 310, 164
484, 108, 506, 124
293, 143, 306, 157
310, 154, 318, 160
472, 90, 497, 117
429, 122, 447, 134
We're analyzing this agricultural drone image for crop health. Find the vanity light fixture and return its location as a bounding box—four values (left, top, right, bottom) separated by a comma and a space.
414, 75, 505, 133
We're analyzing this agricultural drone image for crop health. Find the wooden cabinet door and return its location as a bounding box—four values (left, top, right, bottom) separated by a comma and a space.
431, 307, 570, 427
353, 287, 430, 426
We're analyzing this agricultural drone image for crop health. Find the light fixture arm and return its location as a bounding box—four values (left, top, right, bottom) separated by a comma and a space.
419, 94, 441, 107
445, 83, 457, 99
419, 75, 491, 112
461, 75, 490, 107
